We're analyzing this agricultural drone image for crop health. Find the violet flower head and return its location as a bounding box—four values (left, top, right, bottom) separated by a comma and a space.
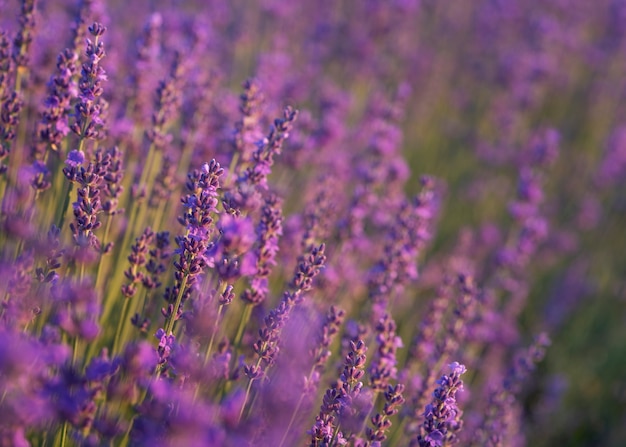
128, 12, 163, 125
368, 177, 437, 322
70, 22, 107, 142
33, 47, 77, 162
596, 125, 626, 187
241, 193, 283, 306
232, 77, 266, 165
369, 313, 403, 392
68, 151, 110, 253
409, 275, 453, 366
179, 159, 223, 235
366, 383, 406, 443
12, 0, 37, 74
162, 160, 223, 326
415, 362, 467, 447
154, 328, 176, 367
142, 231, 171, 290
65, 149, 85, 168
121, 227, 154, 299
240, 106, 298, 189
101, 146, 125, 216
309, 339, 368, 447
245, 244, 326, 382
0, 91, 23, 174
145, 51, 185, 149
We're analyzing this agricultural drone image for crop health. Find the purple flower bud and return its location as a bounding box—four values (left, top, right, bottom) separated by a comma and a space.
65, 149, 85, 167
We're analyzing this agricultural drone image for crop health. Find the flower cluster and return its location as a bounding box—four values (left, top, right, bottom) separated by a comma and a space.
0, 1, 622, 446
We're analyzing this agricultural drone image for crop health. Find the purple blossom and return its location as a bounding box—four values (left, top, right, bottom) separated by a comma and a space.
369, 313, 403, 392
415, 362, 467, 447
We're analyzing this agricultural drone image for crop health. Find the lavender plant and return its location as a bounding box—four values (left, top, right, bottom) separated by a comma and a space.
0, 1, 624, 446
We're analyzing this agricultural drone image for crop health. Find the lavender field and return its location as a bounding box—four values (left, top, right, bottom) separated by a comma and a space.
0, 0, 624, 445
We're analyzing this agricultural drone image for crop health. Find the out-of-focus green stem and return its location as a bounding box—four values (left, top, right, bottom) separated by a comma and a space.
238, 357, 262, 424
233, 302, 252, 350
205, 306, 224, 363
164, 275, 188, 336
112, 298, 131, 356
94, 214, 113, 291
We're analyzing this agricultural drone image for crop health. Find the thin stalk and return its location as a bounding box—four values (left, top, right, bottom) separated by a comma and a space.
56, 181, 74, 232
278, 393, 306, 447
164, 275, 188, 335
112, 298, 131, 356
278, 362, 326, 447
330, 422, 342, 447
233, 302, 252, 350
225, 152, 240, 187
387, 418, 406, 447
238, 364, 259, 423
94, 214, 113, 291
59, 420, 69, 447
102, 144, 161, 325
203, 304, 224, 365
151, 198, 166, 232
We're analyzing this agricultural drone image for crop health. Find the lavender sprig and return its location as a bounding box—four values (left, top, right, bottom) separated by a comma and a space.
71, 22, 107, 148
279, 305, 346, 447
365, 383, 406, 444
241, 243, 326, 421
414, 362, 467, 447
240, 193, 283, 306
309, 339, 368, 446
369, 313, 403, 393
12, 0, 37, 92
161, 159, 224, 337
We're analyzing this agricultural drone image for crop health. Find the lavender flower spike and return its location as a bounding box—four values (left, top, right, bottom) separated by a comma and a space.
415, 362, 467, 447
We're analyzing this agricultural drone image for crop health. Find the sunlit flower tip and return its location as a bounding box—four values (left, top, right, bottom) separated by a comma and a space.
65, 150, 85, 167
449, 362, 466, 375
155, 328, 166, 340
425, 430, 444, 446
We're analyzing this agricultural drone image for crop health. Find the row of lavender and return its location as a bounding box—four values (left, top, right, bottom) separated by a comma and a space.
1, 0, 624, 446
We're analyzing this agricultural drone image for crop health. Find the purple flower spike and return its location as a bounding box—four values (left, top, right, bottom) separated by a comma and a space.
155, 328, 176, 366
414, 362, 467, 447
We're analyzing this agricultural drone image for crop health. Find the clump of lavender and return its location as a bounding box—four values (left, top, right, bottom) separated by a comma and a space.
0, 2, 616, 446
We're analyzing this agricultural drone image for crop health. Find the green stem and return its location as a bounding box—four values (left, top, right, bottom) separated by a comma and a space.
225, 152, 240, 186
101, 144, 161, 327
56, 182, 74, 232
203, 304, 224, 365
94, 214, 113, 290
59, 420, 69, 447
164, 275, 188, 336
233, 303, 252, 350
238, 371, 257, 424
330, 422, 341, 447
112, 298, 131, 356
